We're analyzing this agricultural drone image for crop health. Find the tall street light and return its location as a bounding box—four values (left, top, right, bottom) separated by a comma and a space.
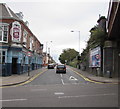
46, 41, 53, 64
46, 41, 52, 54
71, 30, 81, 69
71, 30, 80, 55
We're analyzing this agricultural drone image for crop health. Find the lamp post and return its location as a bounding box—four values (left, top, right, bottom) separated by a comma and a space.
48, 47, 50, 55
71, 30, 81, 69
46, 41, 52, 54
46, 41, 52, 64
71, 30, 80, 55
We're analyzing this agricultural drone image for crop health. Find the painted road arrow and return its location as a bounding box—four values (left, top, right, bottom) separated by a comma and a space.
69, 76, 78, 81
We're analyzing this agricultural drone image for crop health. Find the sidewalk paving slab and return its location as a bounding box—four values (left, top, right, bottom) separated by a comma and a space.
69, 66, 119, 84
0, 67, 47, 87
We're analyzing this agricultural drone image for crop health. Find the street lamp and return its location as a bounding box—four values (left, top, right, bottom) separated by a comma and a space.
71, 30, 81, 69
48, 47, 50, 55
71, 30, 80, 55
46, 41, 52, 54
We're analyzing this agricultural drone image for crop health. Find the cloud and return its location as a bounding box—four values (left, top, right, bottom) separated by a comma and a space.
5, 1, 109, 62
2, 0, 110, 3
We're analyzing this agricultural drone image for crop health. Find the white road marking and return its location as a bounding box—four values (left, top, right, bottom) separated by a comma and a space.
31, 89, 47, 91
1, 99, 27, 102
60, 74, 63, 77
69, 76, 78, 81
54, 92, 64, 95
61, 79, 65, 85
71, 83, 79, 85
58, 93, 116, 99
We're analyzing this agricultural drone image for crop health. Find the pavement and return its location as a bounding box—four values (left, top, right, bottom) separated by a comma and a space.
69, 66, 119, 84
0, 67, 47, 87
0, 66, 119, 87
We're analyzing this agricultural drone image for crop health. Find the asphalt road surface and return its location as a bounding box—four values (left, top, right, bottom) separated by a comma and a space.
2, 66, 118, 107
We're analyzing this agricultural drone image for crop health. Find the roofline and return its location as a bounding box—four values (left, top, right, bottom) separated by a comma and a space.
0, 3, 42, 45
0, 17, 42, 44
4, 3, 13, 17
0, 3, 6, 5
0, 17, 21, 21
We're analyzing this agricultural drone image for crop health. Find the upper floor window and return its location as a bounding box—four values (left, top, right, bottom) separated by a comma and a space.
30, 37, 33, 51
23, 29, 28, 47
0, 23, 9, 43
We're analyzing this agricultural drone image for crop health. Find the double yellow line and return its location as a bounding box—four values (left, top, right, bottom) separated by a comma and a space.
0, 69, 48, 88
1, 68, 118, 88
70, 68, 118, 84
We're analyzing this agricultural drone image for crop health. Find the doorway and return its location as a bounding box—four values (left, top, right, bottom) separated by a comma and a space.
12, 58, 18, 74
118, 52, 120, 77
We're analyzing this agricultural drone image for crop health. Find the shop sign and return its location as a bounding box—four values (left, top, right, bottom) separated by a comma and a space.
89, 47, 101, 67
11, 21, 21, 43
27, 52, 32, 57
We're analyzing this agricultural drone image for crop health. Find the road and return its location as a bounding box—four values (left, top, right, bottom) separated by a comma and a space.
2, 66, 118, 107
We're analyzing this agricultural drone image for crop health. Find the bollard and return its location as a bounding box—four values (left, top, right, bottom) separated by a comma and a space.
107, 70, 112, 78
28, 65, 30, 76
96, 68, 100, 76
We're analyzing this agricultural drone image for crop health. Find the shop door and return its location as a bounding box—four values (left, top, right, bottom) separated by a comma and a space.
12, 58, 18, 74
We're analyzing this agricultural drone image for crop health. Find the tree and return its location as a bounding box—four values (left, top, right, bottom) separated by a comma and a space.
80, 25, 107, 70
59, 48, 79, 64
88, 26, 107, 49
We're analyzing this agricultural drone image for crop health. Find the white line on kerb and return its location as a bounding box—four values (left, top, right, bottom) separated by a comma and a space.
0, 99, 27, 102
61, 79, 65, 85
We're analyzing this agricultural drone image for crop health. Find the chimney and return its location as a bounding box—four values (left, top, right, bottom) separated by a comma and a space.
25, 21, 29, 27
16, 12, 24, 20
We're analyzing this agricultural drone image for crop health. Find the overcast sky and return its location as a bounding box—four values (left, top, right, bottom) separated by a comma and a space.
2, 0, 109, 63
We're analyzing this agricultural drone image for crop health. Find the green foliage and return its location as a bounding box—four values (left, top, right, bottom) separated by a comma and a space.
80, 26, 107, 64
59, 25, 107, 68
59, 48, 79, 64
69, 58, 78, 68
81, 47, 89, 63
88, 27, 106, 49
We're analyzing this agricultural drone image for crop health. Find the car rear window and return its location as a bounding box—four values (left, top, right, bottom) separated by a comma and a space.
57, 65, 65, 68
49, 64, 53, 66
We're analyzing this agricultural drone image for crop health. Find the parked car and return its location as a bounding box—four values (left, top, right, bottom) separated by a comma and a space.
56, 64, 66, 74
48, 64, 54, 69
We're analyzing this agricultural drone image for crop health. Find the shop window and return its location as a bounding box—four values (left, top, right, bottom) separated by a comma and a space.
0, 23, 9, 43
23, 55, 26, 64
0, 50, 7, 64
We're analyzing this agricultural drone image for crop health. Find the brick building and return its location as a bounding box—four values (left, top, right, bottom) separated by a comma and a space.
0, 3, 43, 76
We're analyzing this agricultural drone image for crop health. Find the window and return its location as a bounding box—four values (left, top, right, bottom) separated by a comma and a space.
23, 55, 26, 64
23, 29, 28, 47
0, 23, 9, 43
0, 50, 7, 64
30, 37, 33, 51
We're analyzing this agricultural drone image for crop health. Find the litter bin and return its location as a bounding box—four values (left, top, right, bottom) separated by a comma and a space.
81, 66, 86, 71
2, 67, 6, 76
96, 68, 100, 76
106, 70, 112, 78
